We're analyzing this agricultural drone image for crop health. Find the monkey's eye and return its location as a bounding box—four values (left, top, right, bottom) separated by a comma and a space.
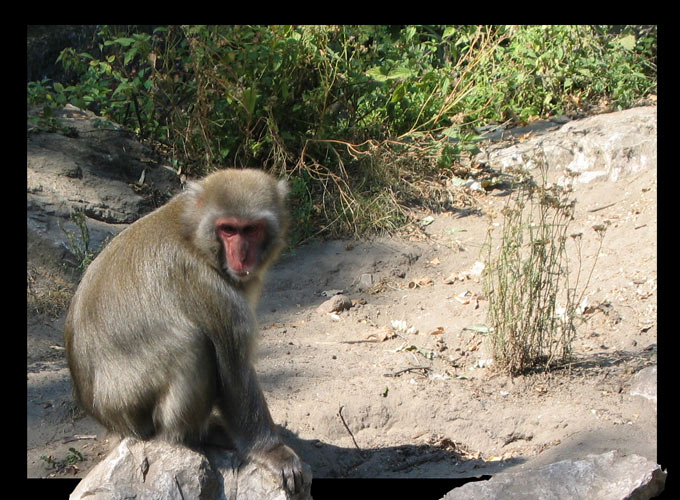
219, 224, 238, 236
243, 225, 258, 235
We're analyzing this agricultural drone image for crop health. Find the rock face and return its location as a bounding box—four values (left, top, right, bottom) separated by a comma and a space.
27, 104, 180, 251
441, 451, 666, 500
474, 106, 657, 186
70, 438, 313, 500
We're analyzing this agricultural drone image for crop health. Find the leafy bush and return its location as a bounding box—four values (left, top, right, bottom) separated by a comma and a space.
28, 25, 656, 242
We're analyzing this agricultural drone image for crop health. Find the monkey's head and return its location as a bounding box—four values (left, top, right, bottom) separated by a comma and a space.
184, 169, 289, 282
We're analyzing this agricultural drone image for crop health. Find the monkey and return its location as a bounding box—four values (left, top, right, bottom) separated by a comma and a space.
64, 168, 303, 493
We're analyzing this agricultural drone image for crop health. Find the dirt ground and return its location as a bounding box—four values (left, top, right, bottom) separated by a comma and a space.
27, 152, 657, 482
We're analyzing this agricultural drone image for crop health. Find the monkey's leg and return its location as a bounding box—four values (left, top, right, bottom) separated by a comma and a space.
215, 363, 303, 493
153, 372, 216, 443
139, 336, 219, 444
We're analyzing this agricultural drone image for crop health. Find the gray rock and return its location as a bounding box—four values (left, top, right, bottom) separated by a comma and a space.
27, 105, 180, 254
441, 450, 665, 500
630, 366, 657, 404
358, 273, 374, 290
474, 106, 657, 186
70, 438, 313, 500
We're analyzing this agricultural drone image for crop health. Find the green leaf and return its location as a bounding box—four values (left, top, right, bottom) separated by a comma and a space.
365, 66, 388, 82
390, 83, 407, 103
105, 37, 135, 47
112, 81, 131, 98
366, 66, 414, 82
241, 87, 258, 117
387, 67, 414, 80
440, 76, 450, 95
124, 47, 138, 66
441, 125, 459, 139
443, 26, 456, 39
542, 92, 554, 107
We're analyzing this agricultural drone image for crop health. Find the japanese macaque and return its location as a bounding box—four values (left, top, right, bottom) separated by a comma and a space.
64, 168, 302, 492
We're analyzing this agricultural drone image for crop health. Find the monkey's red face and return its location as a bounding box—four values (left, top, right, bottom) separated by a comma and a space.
215, 217, 267, 279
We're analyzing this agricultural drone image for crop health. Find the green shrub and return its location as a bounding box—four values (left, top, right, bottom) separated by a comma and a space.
28, 25, 656, 241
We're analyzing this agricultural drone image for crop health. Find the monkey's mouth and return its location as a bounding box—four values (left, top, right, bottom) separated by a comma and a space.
231, 269, 252, 279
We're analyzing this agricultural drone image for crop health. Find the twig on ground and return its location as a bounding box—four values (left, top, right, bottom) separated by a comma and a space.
383, 366, 432, 377
338, 405, 364, 455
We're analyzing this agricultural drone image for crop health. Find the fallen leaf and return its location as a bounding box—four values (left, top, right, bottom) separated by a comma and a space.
444, 227, 467, 235
373, 326, 396, 341
442, 272, 464, 284
419, 215, 435, 227
463, 324, 490, 334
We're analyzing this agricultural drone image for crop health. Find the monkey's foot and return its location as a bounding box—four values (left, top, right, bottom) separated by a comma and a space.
257, 443, 305, 494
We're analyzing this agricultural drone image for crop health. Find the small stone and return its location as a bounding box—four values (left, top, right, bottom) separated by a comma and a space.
316, 294, 353, 314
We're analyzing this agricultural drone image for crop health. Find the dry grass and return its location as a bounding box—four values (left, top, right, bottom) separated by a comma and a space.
482, 152, 606, 375
27, 230, 77, 319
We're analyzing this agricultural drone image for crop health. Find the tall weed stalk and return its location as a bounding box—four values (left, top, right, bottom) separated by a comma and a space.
482, 153, 605, 375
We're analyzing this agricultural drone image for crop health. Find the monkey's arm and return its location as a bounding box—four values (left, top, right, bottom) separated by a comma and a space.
214, 357, 303, 493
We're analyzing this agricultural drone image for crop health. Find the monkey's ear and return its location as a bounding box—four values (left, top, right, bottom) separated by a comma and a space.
276, 179, 289, 200
186, 180, 205, 206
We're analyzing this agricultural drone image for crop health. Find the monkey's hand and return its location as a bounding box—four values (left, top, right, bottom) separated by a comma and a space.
258, 443, 304, 494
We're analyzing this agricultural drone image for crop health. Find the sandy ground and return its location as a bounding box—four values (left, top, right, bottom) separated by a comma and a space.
27, 155, 657, 483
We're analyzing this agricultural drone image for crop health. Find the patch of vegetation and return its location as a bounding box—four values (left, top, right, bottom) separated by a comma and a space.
482, 153, 607, 375
27, 25, 656, 243
40, 447, 85, 474
59, 211, 107, 272
27, 230, 77, 318
26, 266, 74, 318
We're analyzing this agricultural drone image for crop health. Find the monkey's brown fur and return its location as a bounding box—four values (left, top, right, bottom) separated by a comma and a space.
65, 168, 302, 492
